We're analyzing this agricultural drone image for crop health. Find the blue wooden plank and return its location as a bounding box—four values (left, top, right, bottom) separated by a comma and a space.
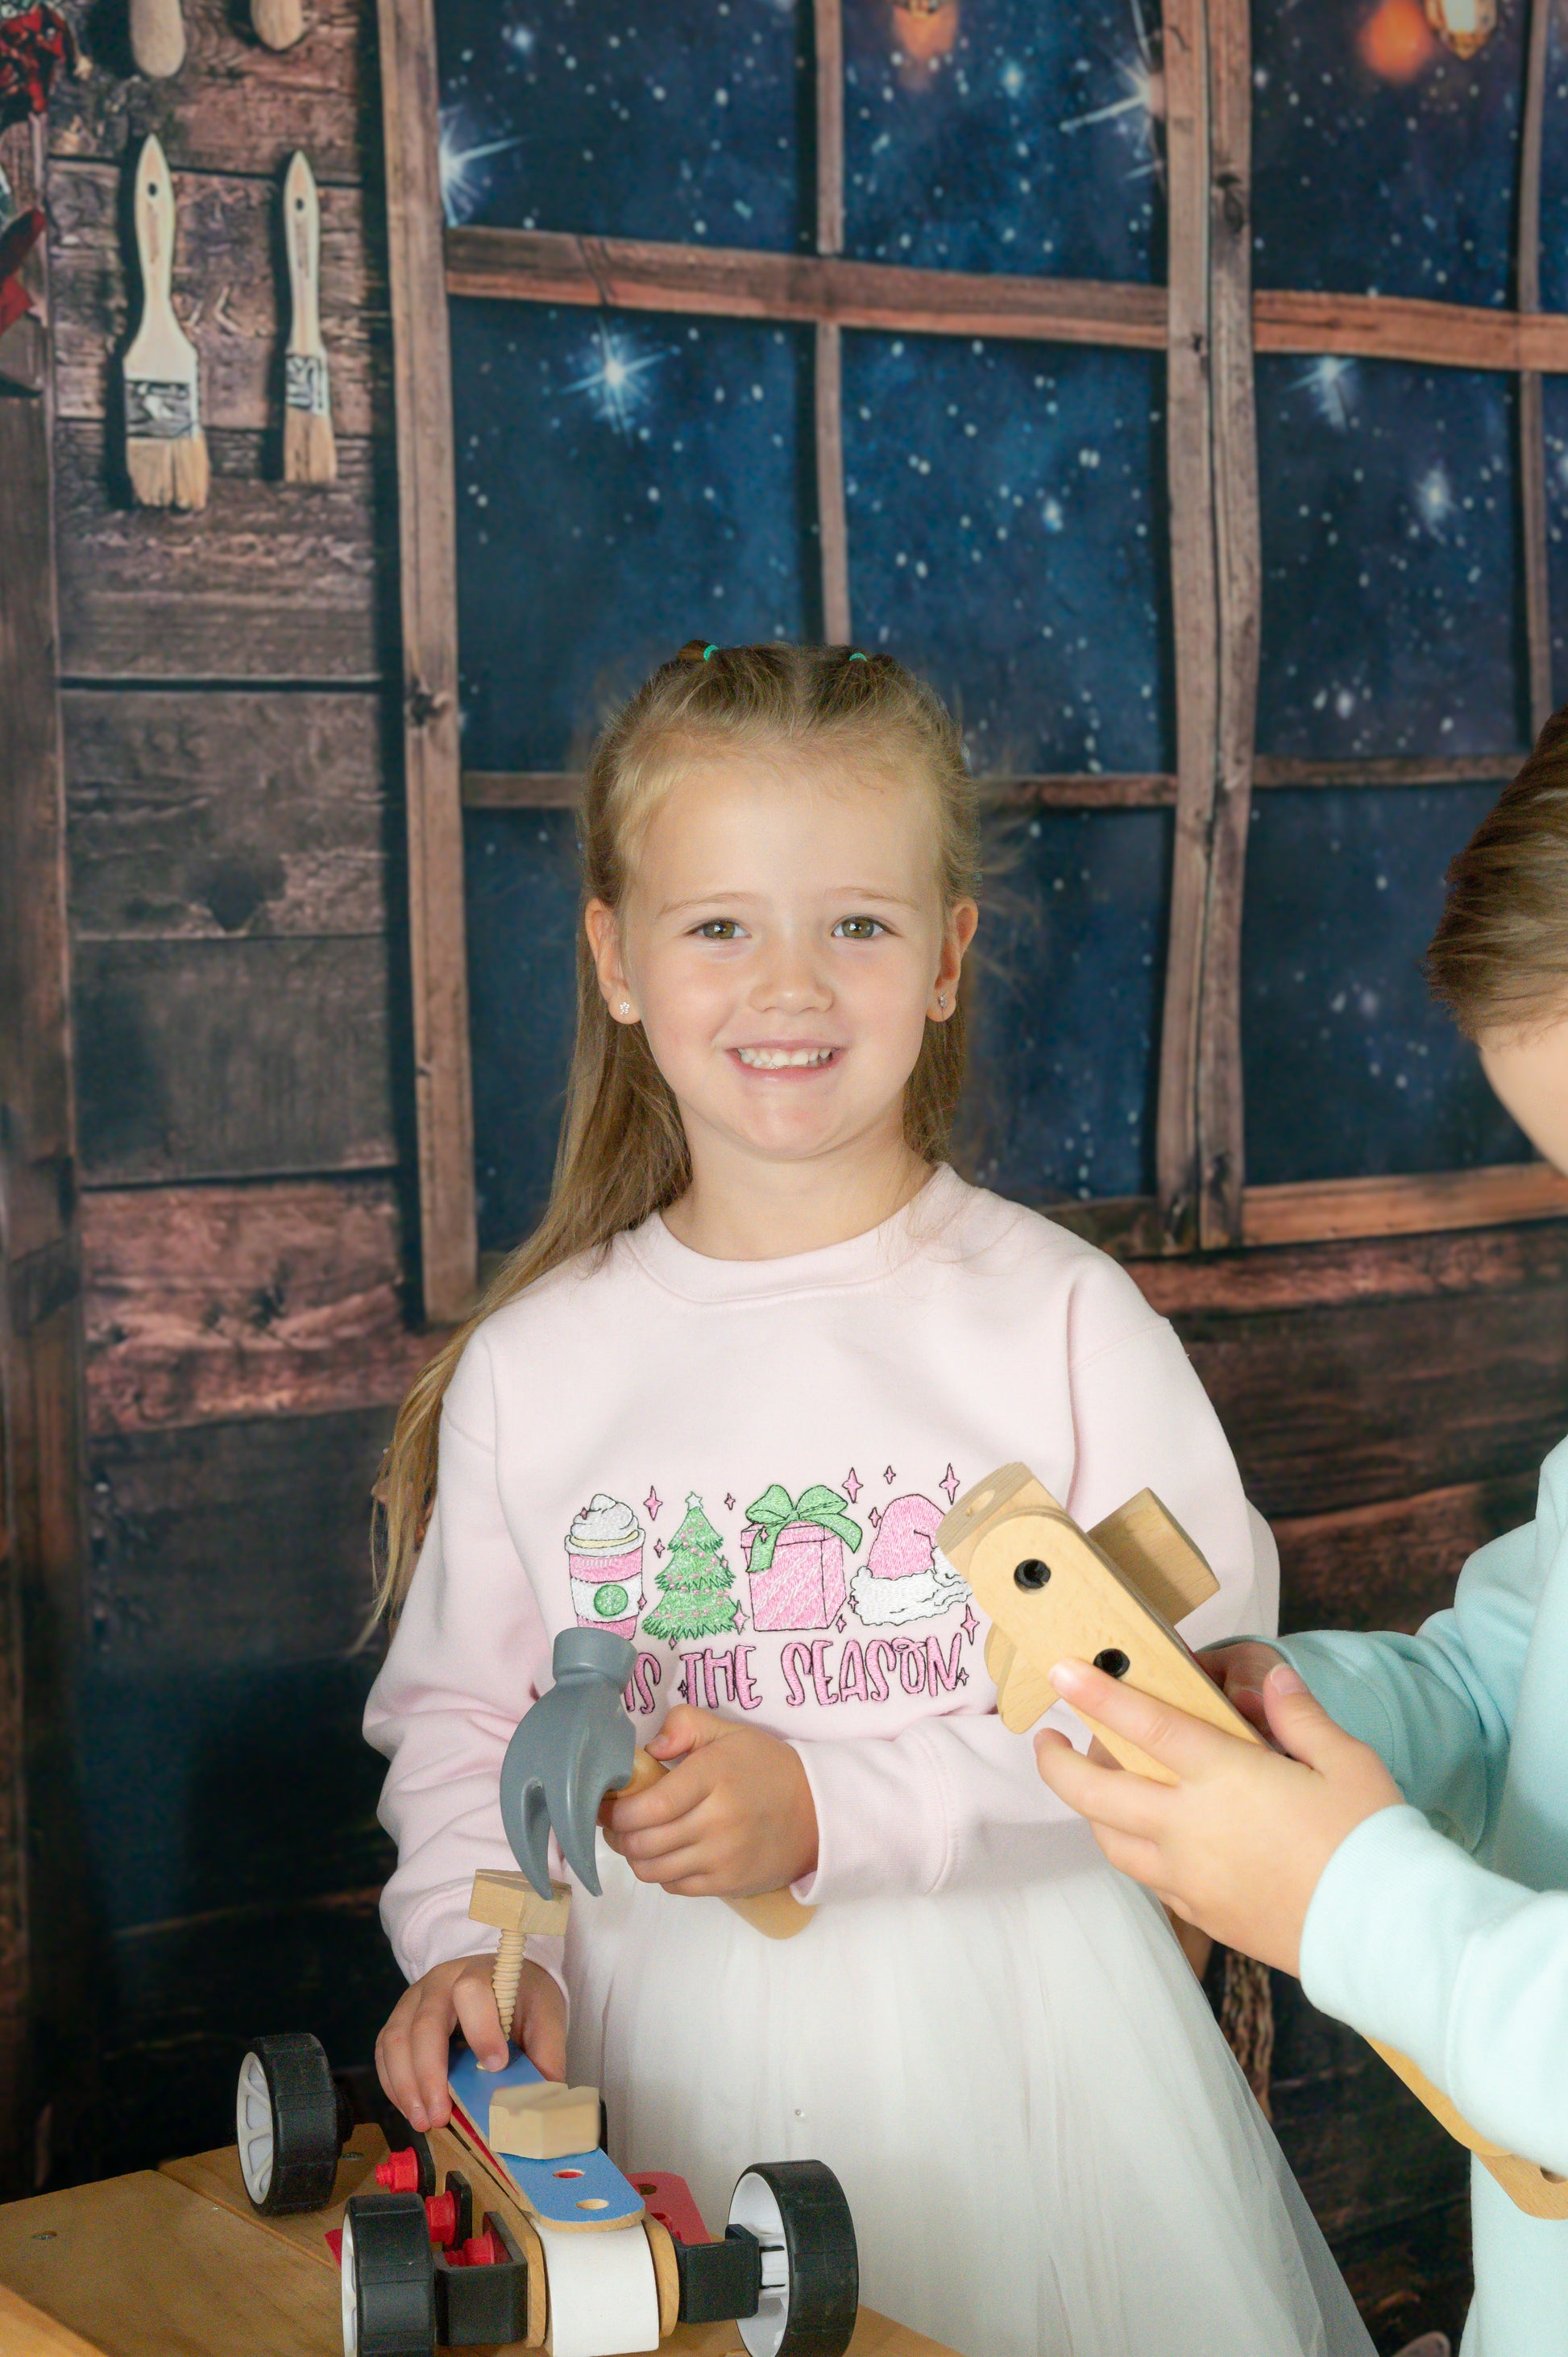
447, 2044, 645, 2230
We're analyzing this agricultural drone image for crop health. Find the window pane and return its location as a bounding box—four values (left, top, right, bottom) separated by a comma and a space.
434, 0, 810, 247
1251, 0, 1522, 309
467, 810, 579, 1255
1242, 785, 1532, 1185
452, 301, 814, 772
1255, 356, 1524, 761
844, 334, 1172, 774
1534, 2, 1568, 311
968, 809, 1168, 1201
844, 0, 1163, 280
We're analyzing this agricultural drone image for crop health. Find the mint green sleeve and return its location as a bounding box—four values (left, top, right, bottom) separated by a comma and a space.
1272, 1448, 1564, 1856
1300, 1803, 1568, 2175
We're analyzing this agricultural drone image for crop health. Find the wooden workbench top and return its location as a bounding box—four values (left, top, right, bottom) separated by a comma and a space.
0, 2141, 956, 2357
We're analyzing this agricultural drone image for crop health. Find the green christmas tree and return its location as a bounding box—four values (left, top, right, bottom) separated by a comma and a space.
642, 1492, 740, 1643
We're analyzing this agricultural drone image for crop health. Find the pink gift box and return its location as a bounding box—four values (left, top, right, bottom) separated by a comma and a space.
748, 1523, 847, 1632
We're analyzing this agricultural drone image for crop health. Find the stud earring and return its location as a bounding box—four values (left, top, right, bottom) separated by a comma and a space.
620, 1001, 633, 1017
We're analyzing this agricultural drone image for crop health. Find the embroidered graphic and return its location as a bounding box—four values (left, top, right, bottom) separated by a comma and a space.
566, 1494, 645, 1637
642, 1492, 740, 1643
743, 1483, 863, 1632
849, 1492, 965, 1628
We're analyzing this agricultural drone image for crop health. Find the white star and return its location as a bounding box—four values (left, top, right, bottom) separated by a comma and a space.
563, 322, 666, 438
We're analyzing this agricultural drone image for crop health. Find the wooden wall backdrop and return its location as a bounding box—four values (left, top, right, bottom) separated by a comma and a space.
0, 3, 1565, 2348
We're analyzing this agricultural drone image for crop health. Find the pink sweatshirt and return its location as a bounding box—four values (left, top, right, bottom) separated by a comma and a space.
364, 1166, 1276, 1986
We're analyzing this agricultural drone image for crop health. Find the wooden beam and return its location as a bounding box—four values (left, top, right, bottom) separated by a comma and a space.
460, 769, 1182, 810
813, 0, 851, 645
1241, 1164, 1568, 1249
1253, 753, 1524, 789
1155, 0, 1217, 1254
444, 227, 1168, 347
1517, 0, 1552, 743
377, 0, 478, 1325
1253, 287, 1568, 373
1195, 0, 1259, 1251
0, 115, 88, 2195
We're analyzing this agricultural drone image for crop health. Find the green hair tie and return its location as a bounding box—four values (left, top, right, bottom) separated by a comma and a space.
703, 644, 719, 661
848, 650, 868, 662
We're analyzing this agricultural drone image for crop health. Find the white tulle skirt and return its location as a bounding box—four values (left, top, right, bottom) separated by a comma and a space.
563, 1826, 1374, 2357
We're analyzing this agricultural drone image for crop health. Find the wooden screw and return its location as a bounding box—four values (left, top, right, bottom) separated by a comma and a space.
468, 1869, 571, 2040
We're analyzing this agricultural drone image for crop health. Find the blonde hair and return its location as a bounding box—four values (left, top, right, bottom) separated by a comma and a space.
1429, 705, 1568, 1039
372, 641, 981, 1621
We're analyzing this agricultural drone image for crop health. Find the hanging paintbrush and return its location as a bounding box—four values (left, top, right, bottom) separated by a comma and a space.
129, 0, 185, 78
124, 134, 209, 511
252, 0, 305, 48
282, 151, 334, 485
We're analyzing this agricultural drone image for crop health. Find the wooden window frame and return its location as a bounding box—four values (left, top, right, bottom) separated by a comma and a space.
378, 0, 1568, 1322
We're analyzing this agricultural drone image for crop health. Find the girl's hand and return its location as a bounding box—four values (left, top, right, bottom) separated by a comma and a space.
603, 1707, 819, 1896
1032, 1658, 1402, 1974
375, 1955, 567, 2133
1197, 1639, 1288, 1735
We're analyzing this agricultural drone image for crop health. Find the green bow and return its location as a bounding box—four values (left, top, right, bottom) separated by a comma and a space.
745, 1483, 862, 1571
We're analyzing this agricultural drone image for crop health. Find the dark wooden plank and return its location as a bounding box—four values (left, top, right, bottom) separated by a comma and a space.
0, 113, 88, 2198
1176, 1280, 1568, 1517
1130, 1214, 1568, 1315
54, 422, 389, 682
49, 158, 387, 439
461, 769, 1182, 811
64, 690, 389, 940
1276, 1471, 1542, 1637
444, 226, 1170, 348
1334, 2198, 1472, 2355
813, 0, 849, 645
81, 1179, 438, 1434
1518, 0, 1552, 742
80, 1653, 393, 1930
88, 1407, 393, 1665
98, 1894, 403, 2181
73, 937, 396, 1185
1254, 753, 1522, 788
379, 0, 478, 1324
1242, 1164, 1568, 1248
48, 0, 371, 185
1197, 0, 1259, 1251
1153, 0, 1216, 1255
1254, 286, 1568, 372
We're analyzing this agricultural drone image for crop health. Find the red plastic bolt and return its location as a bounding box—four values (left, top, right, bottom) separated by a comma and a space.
375, 2147, 421, 2193
462, 2230, 504, 2269
425, 2190, 459, 2247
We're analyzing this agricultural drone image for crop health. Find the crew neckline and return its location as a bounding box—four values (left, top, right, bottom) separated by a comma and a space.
624, 1163, 967, 1303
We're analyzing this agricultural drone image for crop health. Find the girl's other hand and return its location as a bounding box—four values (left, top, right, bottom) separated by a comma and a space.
375, 1955, 567, 2132
1197, 1638, 1288, 1734
604, 1706, 819, 1895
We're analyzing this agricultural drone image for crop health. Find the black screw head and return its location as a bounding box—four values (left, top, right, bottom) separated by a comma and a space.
1013, 1558, 1051, 1590
1093, 1648, 1130, 1679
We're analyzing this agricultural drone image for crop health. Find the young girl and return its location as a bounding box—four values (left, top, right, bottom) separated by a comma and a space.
363, 642, 1373, 2357
1036, 713, 1568, 2357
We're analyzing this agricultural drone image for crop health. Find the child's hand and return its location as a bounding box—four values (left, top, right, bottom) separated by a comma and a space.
1032, 1658, 1402, 1974
375, 1955, 567, 2133
603, 1707, 818, 1896
1197, 1639, 1288, 1734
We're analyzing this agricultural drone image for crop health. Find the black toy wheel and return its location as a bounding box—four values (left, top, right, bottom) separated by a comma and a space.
728, 2160, 858, 2357
341, 2191, 437, 2357
235, 2032, 345, 2214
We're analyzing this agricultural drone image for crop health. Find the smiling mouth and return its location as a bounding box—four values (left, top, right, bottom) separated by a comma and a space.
732, 1045, 841, 1070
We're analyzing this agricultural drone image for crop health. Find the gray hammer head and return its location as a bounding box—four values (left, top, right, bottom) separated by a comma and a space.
498, 1628, 637, 1897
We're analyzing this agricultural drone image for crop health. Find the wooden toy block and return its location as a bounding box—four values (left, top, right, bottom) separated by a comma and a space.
489, 2078, 602, 2162
935, 1465, 1258, 1778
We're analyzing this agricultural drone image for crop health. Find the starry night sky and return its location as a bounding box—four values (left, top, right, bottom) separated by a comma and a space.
440, 0, 1546, 1243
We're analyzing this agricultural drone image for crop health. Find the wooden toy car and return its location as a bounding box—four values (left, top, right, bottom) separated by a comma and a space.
937, 1459, 1568, 2222
234, 2023, 858, 2357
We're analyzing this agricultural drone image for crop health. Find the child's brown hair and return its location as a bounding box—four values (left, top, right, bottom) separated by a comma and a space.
1429, 707, 1568, 1039
371, 641, 981, 1623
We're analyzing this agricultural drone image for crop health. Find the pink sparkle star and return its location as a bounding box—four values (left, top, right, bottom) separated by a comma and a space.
940, 1463, 960, 1504
644, 1487, 662, 1521
868, 1506, 881, 1529
653, 1538, 664, 1557
841, 1467, 861, 1503
724, 1493, 736, 1511
960, 1604, 979, 1644
836, 1614, 847, 1634
883, 1465, 896, 1485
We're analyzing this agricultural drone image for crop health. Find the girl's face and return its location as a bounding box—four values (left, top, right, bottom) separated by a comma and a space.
586, 745, 977, 1181
1479, 1006, 1568, 1173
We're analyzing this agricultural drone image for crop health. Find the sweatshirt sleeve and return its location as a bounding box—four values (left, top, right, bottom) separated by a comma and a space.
1276, 1483, 1554, 1855
793, 1305, 1277, 1905
1300, 1803, 1568, 2175
363, 1333, 562, 1992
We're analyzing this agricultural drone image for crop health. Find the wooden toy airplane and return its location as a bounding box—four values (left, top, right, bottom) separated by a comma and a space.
936, 1462, 1568, 2221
